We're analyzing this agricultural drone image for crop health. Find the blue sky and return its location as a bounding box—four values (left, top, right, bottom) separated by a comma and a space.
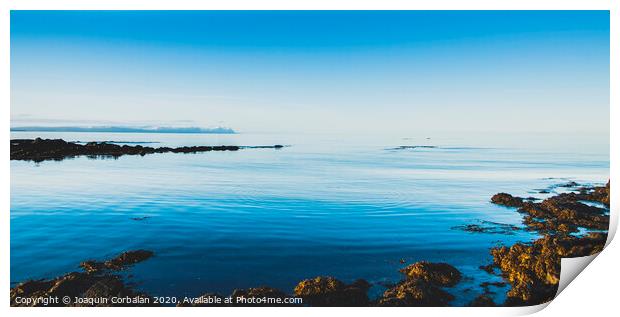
11, 11, 609, 135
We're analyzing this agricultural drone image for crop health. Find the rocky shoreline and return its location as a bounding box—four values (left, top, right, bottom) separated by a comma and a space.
10, 250, 154, 307
10, 138, 285, 162
10, 181, 610, 307
485, 181, 609, 306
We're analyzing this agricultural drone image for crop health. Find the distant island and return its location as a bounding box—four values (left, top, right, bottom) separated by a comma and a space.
11, 138, 284, 162
10, 126, 236, 134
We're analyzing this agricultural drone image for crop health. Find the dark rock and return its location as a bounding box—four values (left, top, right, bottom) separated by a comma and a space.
242, 145, 288, 149
588, 181, 610, 206
491, 232, 606, 306
387, 145, 438, 151
480, 281, 506, 288
491, 193, 524, 207
78, 276, 151, 307
519, 193, 609, 233
454, 224, 486, 233
293, 276, 370, 306
558, 181, 580, 188
79, 261, 108, 274
479, 281, 506, 296
399, 261, 462, 287
11, 138, 284, 162
131, 216, 150, 221
377, 261, 461, 306
10, 250, 156, 307
489, 182, 609, 306
468, 294, 496, 307
378, 280, 454, 306
452, 221, 521, 235
492, 183, 609, 234
80, 250, 154, 273
105, 250, 154, 270
479, 264, 496, 274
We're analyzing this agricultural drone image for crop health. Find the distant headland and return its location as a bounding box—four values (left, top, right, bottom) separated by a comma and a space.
10, 126, 236, 134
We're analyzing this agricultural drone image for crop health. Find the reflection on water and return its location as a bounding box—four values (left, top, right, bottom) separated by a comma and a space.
10, 131, 609, 305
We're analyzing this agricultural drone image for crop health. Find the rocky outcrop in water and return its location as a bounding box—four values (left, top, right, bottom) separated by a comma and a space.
10, 250, 156, 307
293, 276, 370, 306
379, 279, 454, 306
182, 264, 460, 307
491, 193, 525, 208
493, 183, 609, 234
491, 232, 606, 305
79, 250, 154, 273
487, 182, 610, 306
10, 138, 285, 162
378, 261, 461, 306
399, 262, 462, 287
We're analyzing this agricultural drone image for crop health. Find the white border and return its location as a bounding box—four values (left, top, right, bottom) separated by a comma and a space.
2, 1, 616, 317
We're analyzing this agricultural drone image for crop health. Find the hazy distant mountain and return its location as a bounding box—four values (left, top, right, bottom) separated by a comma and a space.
10, 126, 236, 134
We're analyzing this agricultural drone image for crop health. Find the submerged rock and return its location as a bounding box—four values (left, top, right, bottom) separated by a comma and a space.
130, 216, 150, 221
452, 221, 521, 235
293, 276, 370, 306
480, 281, 506, 289
80, 250, 154, 273
479, 264, 496, 274
558, 181, 580, 188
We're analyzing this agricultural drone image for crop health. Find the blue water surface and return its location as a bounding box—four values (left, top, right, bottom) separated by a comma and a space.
10, 131, 609, 305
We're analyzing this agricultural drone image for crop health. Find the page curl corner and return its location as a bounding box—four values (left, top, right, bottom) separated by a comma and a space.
554, 253, 599, 298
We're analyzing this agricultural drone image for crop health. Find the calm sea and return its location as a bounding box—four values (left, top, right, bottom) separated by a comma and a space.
10, 131, 609, 305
